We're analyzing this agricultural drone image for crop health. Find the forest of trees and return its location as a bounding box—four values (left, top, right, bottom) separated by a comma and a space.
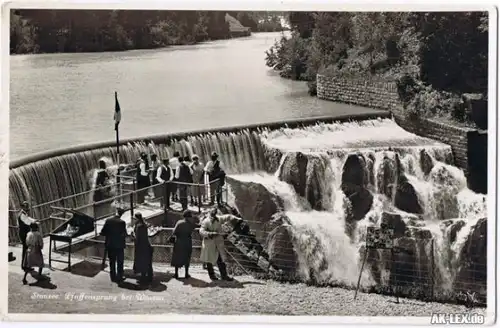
10, 10, 285, 54
265, 12, 488, 124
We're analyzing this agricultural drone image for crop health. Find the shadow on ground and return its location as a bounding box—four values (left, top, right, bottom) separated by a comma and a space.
182, 277, 265, 289
63, 260, 103, 278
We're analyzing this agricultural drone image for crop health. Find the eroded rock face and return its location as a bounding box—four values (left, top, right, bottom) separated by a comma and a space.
377, 154, 398, 199
266, 224, 297, 273
394, 179, 423, 214
278, 152, 308, 197
278, 152, 333, 211
305, 155, 332, 211
264, 212, 298, 274
453, 218, 487, 295
264, 147, 284, 174
226, 177, 283, 246
341, 153, 374, 226
420, 149, 435, 176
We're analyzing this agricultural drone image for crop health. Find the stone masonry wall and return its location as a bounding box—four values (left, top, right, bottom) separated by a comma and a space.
316, 74, 487, 193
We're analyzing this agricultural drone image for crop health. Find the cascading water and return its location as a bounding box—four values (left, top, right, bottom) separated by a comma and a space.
227, 118, 486, 300
8, 130, 268, 233
9, 118, 487, 302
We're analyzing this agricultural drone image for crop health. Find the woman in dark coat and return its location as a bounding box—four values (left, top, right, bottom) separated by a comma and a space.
170, 210, 197, 279
132, 213, 153, 284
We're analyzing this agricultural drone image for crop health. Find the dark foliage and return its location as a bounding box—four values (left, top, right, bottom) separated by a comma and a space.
266, 12, 488, 123
10, 10, 286, 54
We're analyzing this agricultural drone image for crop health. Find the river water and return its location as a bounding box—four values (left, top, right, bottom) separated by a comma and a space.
10, 32, 381, 160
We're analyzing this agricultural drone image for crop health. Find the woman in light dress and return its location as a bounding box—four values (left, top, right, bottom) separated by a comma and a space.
22, 223, 45, 285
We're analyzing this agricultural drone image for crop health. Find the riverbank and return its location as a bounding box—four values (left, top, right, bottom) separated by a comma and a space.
7, 247, 485, 316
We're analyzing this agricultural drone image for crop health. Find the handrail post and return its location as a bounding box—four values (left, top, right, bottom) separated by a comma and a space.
129, 192, 134, 218
93, 203, 97, 237
197, 184, 201, 213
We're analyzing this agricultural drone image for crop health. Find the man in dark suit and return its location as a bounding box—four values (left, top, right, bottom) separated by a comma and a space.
100, 208, 127, 283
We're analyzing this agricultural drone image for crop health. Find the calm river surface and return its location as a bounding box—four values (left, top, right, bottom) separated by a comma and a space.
10, 32, 379, 160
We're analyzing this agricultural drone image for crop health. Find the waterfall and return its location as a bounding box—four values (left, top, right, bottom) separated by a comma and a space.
8, 130, 268, 231
9, 118, 487, 302
227, 118, 486, 299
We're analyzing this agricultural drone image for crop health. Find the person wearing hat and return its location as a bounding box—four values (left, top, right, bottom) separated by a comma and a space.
135, 153, 150, 204
199, 207, 235, 281
169, 210, 198, 279
131, 212, 154, 284
149, 154, 161, 197
190, 154, 205, 206
204, 152, 226, 207
17, 201, 35, 271
155, 158, 174, 208
169, 151, 181, 202
100, 208, 127, 283
175, 156, 194, 211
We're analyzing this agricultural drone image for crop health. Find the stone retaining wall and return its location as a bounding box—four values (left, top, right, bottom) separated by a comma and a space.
316, 74, 487, 193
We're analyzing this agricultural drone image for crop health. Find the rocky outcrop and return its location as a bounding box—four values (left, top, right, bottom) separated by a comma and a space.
278, 152, 308, 197
264, 147, 284, 174
264, 212, 298, 274
453, 218, 487, 296
304, 155, 332, 211
278, 152, 332, 211
420, 149, 435, 176
226, 177, 283, 246
341, 153, 374, 226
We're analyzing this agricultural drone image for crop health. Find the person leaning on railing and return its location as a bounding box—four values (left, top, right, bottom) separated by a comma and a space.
204, 152, 226, 207
155, 158, 174, 209
199, 207, 237, 281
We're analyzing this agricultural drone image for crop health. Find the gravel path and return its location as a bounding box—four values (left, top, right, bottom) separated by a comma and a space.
8, 259, 486, 316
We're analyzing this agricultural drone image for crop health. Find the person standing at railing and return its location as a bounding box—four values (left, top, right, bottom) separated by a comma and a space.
155, 158, 174, 209
22, 223, 45, 285
190, 155, 205, 206
17, 201, 35, 272
100, 208, 127, 283
169, 151, 181, 202
131, 212, 154, 285
176, 156, 194, 211
149, 154, 161, 198
199, 207, 236, 281
204, 152, 226, 207
135, 153, 150, 204
93, 159, 111, 203
169, 210, 197, 279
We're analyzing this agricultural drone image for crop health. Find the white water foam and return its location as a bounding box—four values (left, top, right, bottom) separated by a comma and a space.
230, 119, 487, 292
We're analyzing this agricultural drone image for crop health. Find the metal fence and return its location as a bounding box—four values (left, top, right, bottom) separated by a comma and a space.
51, 213, 486, 307
8, 177, 227, 244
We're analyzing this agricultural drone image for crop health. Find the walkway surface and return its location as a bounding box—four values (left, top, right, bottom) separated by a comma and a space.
7, 244, 485, 317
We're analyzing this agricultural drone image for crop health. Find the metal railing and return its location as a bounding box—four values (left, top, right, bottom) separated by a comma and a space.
9, 176, 228, 243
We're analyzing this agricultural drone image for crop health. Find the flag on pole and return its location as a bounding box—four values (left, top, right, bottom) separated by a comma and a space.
114, 91, 121, 131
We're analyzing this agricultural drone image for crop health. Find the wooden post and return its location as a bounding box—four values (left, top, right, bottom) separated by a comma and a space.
354, 248, 369, 300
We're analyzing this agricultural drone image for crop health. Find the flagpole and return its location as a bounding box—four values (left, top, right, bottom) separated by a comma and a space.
114, 91, 122, 207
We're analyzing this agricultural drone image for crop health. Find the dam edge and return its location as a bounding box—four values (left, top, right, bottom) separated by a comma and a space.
10, 112, 389, 169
